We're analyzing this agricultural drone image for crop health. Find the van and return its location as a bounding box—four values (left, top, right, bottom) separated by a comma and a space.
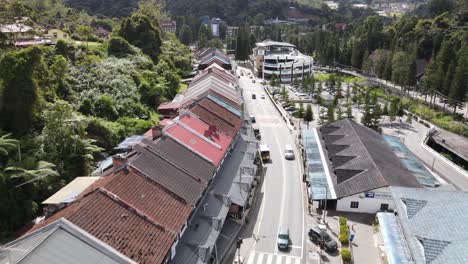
259, 144, 270, 161
277, 227, 289, 250
285, 144, 294, 160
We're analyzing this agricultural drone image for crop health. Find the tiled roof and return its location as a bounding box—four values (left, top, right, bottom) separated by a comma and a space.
164, 117, 229, 166
197, 97, 241, 126
129, 144, 207, 204
26, 188, 176, 264
184, 76, 240, 105
391, 187, 468, 264
89, 168, 192, 233
189, 104, 239, 138
151, 136, 216, 183
318, 119, 420, 198
191, 67, 236, 86
183, 90, 241, 110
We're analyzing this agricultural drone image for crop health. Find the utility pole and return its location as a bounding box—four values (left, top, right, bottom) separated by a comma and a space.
236, 237, 243, 264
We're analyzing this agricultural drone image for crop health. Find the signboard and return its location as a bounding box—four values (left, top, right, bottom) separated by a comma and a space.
364, 191, 392, 200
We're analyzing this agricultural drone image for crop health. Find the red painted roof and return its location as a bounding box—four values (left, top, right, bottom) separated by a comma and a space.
26, 188, 176, 264
178, 114, 231, 149
164, 115, 230, 166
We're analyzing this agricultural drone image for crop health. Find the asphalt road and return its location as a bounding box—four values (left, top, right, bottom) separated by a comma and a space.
237, 67, 306, 264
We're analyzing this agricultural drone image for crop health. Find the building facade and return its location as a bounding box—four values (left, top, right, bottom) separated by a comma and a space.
252, 40, 313, 83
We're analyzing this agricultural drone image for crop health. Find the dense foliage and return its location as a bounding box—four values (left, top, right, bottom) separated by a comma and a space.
0, 1, 192, 240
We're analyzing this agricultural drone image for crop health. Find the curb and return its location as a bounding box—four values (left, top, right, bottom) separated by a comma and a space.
263, 86, 295, 131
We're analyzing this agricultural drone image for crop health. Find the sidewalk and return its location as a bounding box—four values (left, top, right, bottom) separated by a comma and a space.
306, 209, 381, 264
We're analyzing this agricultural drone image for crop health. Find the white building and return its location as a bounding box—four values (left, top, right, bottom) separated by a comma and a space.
304, 119, 422, 214
251, 40, 313, 83
210, 17, 222, 37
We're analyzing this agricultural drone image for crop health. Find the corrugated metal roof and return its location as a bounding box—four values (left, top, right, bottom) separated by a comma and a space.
0, 218, 136, 264
42, 177, 101, 205
391, 187, 468, 264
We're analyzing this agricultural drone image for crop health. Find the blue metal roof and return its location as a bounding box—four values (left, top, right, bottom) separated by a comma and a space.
383, 135, 438, 187
377, 212, 414, 264
302, 125, 331, 200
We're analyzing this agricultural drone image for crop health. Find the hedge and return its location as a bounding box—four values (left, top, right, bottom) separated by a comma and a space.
341, 249, 351, 261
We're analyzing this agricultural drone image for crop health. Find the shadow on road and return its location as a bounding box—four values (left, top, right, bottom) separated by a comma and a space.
380, 122, 416, 132
326, 211, 374, 225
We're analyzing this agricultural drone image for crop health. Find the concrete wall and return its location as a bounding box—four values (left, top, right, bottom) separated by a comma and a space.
336, 187, 395, 214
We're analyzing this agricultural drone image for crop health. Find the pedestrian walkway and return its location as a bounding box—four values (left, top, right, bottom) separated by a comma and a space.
246, 251, 302, 264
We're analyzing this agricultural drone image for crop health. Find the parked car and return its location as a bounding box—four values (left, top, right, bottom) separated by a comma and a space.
261, 95, 265, 99
284, 144, 294, 160
308, 227, 338, 252
277, 227, 290, 250
286, 106, 296, 111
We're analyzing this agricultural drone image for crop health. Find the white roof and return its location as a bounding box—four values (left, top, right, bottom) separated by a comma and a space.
0, 23, 33, 33
256, 40, 296, 48
42, 177, 100, 204
259, 144, 270, 152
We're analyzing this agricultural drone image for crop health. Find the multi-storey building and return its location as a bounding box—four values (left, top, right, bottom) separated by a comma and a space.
251, 40, 314, 83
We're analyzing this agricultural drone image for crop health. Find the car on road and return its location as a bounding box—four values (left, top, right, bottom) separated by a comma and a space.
252, 94, 256, 99
252, 79, 256, 83
277, 227, 290, 250
308, 227, 338, 253
261, 94, 265, 99
250, 114, 256, 123
284, 144, 294, 160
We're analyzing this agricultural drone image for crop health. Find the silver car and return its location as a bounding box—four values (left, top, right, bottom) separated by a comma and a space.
277, 227, 289, 250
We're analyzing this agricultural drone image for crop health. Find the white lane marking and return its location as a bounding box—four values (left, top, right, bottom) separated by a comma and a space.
295, 258, 301, 264
290, 245, 302, 249
247, 251, 255, 264
257, 253, 264, 264
285, 256, 292, 264
274, 136, 288, 254
266, 254, 273, 264
276, 255, 282, 264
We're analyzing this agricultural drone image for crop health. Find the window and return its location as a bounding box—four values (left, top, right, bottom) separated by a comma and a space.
350, 201, 359, 208
380, 203, 389, 211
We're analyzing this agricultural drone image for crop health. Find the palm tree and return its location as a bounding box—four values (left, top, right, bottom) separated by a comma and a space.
6, 161, 59, 187
0, 133, 19, 156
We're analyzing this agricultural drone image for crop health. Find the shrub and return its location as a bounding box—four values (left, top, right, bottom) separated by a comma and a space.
339, 216, 347, 226
339, 233, 349, 244
86, 118, 126, 149
341, 249, 351, 261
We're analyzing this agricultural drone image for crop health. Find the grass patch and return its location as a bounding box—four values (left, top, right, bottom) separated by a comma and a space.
314, 73, 330, 81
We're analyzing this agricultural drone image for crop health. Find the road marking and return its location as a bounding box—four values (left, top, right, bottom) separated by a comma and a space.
274, 136, 288, 254
290, 245, 302, 249
247, 251, 255, 264
257, 253, 264, 264
285, 256, 291, 264
266, 254, 273, 264
276, 255, 282, 264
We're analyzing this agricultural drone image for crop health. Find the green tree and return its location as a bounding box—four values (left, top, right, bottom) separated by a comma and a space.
0, 46, 43, 135
382, 102, 389, 116
336, 106, 344, 120
448, 46, 468, 114
118, 14, 162, 62
297, 103, 304, 118
304, 104, 314, 123
77, 25, 93, 49
178, 24, 192, 45
327, 102, 335, 123
346, 101, 353, 119
428, 0, 455, 15
197, 24, 212, 49
235, 24, 250, 61
318, 107, 327, 125
135, 0, 167, 26
107, 37, 137, 58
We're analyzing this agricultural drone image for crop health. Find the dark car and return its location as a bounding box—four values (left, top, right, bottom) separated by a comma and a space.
308, 227, 338, 252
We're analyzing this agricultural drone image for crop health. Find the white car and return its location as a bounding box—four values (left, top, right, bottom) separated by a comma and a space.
284, 144, 295, 160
